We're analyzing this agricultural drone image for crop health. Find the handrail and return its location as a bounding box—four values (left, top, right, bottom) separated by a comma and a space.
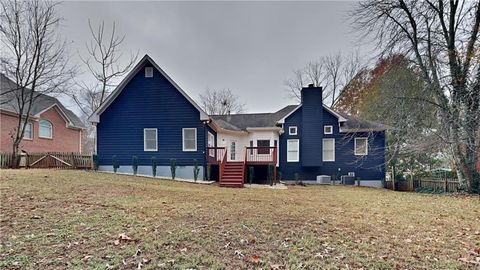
219, 148, 228, 182
206, 147, 226, 164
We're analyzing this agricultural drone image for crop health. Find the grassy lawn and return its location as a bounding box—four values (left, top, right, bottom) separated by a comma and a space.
0, 170, 479, 269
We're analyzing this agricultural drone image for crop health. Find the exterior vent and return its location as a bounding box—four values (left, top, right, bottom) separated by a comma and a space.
145, 67, 153, 78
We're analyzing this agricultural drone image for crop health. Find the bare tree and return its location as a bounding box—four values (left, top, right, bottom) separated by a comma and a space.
351, 0, 480, 192
72, 20, 137, 154
199, 88, 246, 115
284, 51, 365, 107
0, 0, 75, 166
73, 20, 138, 117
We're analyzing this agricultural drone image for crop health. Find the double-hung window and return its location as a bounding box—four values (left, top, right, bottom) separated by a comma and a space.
144, 128, 158, 151
24, 122, 33, 140
354, 137, 368, 155
323, 138, 335, 161
182, 128, 197, 151
287, 139, 299, 162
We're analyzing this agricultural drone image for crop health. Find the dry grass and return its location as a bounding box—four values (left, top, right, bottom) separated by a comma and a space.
0, 170, 479, 269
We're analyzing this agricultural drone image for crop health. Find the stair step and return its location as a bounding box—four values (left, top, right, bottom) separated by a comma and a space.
221, 176, 243, 179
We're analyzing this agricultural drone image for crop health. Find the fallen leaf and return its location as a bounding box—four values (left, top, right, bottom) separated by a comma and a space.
251, 255, 260, 264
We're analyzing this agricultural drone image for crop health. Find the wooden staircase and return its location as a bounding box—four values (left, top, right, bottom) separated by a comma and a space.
219, 161, 245, 188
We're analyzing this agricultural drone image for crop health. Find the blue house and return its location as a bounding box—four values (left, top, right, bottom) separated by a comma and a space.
90, 55, 388, 187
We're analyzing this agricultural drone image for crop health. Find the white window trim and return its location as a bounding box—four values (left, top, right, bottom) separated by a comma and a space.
287, 139, 299, 162
145, 67, 153, 78
324, 125, 333, 135
23, 122, 33, 140
144, 128, 158, 152
182, 128, 197, 152
39, 120, 53, 139
289, 126, 298, 135
354, 137, 368, 156
322, 138, 335, 162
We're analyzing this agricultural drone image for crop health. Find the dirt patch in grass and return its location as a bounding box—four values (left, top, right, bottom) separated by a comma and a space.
1, 170, 479, 269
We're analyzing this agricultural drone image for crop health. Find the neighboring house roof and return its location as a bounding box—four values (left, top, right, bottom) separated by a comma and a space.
89, 54, 209, 123
0, 74, 85, 129
211, 105, 297, 131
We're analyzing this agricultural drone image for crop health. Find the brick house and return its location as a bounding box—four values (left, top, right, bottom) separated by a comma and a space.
0, 74, 85, 153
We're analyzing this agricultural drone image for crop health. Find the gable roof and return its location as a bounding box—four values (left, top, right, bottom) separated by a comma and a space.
276, 104, 347, 124
210, 105, 297, 131
211, 103, 389, 133
89, 54, 209, 123
0, 74, 85, 129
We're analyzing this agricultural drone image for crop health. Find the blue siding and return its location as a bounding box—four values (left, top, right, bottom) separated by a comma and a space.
97, 61, 207, 168
301, 87, 323, 166
279, 105, 386, 181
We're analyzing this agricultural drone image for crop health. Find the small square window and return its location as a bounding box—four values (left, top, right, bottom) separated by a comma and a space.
145, 67, 153, 78
324, 125, 333, 134
289, 126, 297, 135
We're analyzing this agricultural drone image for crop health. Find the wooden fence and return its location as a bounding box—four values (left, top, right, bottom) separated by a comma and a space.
0, 153, 14, 169
0, 152, 92, 169
385, 177, 460, 193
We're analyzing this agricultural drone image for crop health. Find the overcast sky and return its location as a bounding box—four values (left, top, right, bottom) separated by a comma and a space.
58, 1, 371, 114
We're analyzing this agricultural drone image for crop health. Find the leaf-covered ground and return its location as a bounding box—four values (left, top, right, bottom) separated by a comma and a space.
0, 170, 479, 269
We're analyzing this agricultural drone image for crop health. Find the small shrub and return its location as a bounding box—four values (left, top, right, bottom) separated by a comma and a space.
193, 159, 200, 181
112, 155, 119, 173
294, 173, 299, 184
206, 164, 211, 181
248, 166, 254, 185
92, 154, 99, 171
170, 158, 177, 179
151, 156, 157, 177
132, 156, 138, 175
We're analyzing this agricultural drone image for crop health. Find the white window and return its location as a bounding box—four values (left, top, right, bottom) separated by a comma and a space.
355, 137, 368, 155
39, 120, 52, 139
144, 128, 158, 151
323, 138, 335, 161
182, 128, 197, 151
324, 125, 333, 134
145, 67, 153, 78
23, 122, 33, 140
287, 139, 299, 162
289, 126, 298, 135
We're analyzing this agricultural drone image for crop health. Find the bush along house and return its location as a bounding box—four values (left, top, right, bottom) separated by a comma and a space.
90, 55, 389, 187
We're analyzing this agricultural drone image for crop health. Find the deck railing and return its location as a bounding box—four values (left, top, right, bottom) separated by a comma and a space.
245, 147, 277, 164
206, 147, 226, 164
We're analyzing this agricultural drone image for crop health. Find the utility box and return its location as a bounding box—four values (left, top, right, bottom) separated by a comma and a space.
316, 175, 331, 184
341, 175, 355, 185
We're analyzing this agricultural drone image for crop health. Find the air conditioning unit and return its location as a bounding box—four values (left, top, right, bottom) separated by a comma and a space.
341, 175, 355, 185
316, 175, 331, 184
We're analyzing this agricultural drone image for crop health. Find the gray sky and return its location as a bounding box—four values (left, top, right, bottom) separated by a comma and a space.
59, 1, 369, 114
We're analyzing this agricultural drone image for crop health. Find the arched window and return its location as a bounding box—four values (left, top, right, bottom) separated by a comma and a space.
39, 120, 53, 138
